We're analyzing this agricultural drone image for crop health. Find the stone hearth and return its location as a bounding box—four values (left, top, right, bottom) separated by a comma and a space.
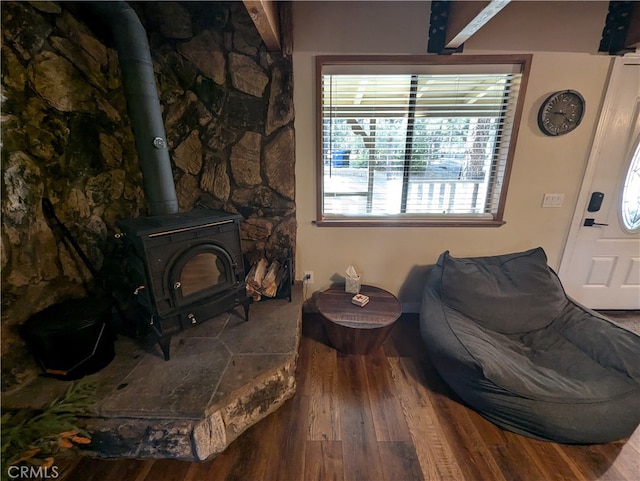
1, 284, 302, 461
1, 1, 297, 391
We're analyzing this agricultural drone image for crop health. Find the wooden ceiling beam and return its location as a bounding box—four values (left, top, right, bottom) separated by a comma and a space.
445, 0, 511, 49
625, 3, 640, 49
243, 0, 281, 52
599, 1, 638, 55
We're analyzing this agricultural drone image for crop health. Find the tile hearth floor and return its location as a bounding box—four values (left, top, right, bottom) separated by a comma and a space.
2, 283, 303, 461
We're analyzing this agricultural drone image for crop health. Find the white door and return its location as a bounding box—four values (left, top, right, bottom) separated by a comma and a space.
559, 53, 640, 309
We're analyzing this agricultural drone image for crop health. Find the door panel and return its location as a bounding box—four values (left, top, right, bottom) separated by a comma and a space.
559, 54, 640, 309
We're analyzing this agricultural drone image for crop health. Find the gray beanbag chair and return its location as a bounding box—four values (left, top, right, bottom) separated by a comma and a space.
420, 247, 640, 444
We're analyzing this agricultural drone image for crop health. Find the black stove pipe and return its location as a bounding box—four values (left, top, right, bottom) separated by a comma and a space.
87, 1, 178, 216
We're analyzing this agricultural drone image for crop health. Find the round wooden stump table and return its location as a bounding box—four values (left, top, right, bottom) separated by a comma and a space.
317, 285, 402, 354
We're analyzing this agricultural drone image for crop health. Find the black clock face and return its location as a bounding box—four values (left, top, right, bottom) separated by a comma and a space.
538, 90, 585, 136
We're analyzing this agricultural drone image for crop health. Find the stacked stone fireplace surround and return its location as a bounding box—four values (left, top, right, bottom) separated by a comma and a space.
1, 1, 298, 459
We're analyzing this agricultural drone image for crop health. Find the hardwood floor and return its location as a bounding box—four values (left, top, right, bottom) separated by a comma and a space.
55, 314, 640, 481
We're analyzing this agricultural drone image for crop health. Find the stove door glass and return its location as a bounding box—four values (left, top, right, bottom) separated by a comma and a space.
180, 252, 227, 297
170, 243, 235, 307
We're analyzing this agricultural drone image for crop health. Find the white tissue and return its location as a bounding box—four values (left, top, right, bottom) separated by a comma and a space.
345, 265, 361, 294
346, 265, 359, 280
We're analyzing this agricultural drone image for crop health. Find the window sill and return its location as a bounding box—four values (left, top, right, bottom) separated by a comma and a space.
314, 218, 506, 228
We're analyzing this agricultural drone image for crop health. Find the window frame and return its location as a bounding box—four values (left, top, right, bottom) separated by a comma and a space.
315, 54, 532, 227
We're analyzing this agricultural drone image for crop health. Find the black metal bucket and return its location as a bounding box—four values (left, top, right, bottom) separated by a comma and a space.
19, 199, 117, 380
20, 296, 115, 380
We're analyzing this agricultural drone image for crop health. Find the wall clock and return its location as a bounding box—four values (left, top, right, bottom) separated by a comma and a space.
537, 90, 585, 136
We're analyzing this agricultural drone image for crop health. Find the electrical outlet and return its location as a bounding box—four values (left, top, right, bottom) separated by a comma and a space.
303, 271, 314, 284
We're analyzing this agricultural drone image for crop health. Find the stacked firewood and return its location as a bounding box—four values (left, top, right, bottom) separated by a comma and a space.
245, 258, 287, 301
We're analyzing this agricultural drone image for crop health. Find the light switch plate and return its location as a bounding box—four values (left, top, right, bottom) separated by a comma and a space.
542, 193, 564, 208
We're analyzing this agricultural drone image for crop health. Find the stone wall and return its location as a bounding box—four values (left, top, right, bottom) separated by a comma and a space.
1, 1, 296, 390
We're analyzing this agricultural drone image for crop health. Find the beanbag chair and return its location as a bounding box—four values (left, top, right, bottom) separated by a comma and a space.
420, 247, 640, 444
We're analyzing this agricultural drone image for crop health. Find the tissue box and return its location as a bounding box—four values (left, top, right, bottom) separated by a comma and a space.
345, 276, 361, 294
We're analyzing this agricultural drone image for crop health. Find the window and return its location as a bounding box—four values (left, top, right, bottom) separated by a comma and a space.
316, 55, 531, 226
621, 140, 640, 232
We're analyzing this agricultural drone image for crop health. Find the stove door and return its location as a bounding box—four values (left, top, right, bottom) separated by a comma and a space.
169, 243, 236, 308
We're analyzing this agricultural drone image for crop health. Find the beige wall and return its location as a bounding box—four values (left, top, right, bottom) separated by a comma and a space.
293, 1, 612, 310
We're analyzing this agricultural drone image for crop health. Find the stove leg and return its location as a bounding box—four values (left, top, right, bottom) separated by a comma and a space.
242, 300, 250, 322
158, 336, 171, 361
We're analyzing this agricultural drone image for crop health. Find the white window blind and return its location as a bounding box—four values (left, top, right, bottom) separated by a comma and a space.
317, 57, 530, 226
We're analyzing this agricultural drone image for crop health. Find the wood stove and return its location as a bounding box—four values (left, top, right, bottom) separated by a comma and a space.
117, 209, 250, 359
88, 4, 251, 360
